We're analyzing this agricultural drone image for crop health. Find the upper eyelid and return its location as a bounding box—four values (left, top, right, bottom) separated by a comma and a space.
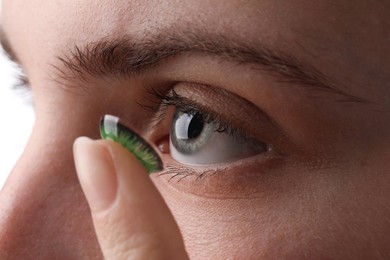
140, 86, 232, 129
142, 83, 270, 133
142, 86, 267, 150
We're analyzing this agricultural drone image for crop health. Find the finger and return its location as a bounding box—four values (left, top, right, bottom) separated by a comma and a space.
73, 137, 188, 260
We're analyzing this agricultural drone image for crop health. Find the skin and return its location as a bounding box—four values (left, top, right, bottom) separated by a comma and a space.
1, 0, 390, 259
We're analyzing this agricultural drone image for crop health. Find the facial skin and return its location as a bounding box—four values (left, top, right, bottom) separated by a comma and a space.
1, 0, 390, 259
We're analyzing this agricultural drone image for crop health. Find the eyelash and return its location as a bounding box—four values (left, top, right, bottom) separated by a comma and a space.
14, 71, 30, 89
6, 60, 30, 89
144, 86, 258, 145
158, 164, 225, 182
10, 70, 34, 105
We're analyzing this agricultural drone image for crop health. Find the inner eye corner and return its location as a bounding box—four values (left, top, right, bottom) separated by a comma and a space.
155, 134, 170, 154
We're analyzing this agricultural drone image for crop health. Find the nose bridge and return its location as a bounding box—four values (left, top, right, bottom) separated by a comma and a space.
0, 136, 102, 258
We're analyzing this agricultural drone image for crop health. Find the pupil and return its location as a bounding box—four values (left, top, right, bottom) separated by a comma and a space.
187, 113, 204, 139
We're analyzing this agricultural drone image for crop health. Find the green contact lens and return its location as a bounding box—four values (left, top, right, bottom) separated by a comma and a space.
100, 115, 163, 174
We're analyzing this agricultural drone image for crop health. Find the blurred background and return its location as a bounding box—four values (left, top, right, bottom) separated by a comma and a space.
0, 46, 35, 190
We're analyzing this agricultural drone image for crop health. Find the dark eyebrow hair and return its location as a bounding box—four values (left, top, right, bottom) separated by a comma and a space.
55, 29, 367, 103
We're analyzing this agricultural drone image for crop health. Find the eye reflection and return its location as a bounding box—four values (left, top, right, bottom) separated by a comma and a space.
170, 109, 268, 166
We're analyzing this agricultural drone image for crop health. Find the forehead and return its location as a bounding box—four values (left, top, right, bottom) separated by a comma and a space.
2, 0, 389, 57
3, 0, 389, 50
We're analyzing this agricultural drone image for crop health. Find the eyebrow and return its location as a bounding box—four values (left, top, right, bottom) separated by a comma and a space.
0, 27, 19, 63
0, 26, 367, 103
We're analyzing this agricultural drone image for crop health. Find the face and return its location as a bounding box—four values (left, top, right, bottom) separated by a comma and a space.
1, 0, 390, 258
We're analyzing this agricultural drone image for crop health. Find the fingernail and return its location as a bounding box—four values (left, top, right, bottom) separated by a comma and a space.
100, 114, 163, 174
73, 136, 118, 212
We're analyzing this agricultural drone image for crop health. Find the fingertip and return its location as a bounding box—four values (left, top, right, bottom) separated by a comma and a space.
74, 137, 188, 259
73, 136, 118, 213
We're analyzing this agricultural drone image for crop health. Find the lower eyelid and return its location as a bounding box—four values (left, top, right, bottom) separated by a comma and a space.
154, 134, 287, 198
158, 150, 281, 181
154, 162, 274, 199
157, 155, 225, 182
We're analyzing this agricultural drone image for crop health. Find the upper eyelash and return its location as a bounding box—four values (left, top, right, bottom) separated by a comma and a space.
5, 61, 30, 89
142, 86, 262, 146
15, 72, 30, 89
9, 70, 34, 106
143, 86, 244, 136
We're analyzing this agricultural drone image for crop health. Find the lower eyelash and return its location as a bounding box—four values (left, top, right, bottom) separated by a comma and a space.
158, 165, 223, 182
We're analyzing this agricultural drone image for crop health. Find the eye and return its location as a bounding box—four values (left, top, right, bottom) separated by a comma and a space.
170, 108, 268, 165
